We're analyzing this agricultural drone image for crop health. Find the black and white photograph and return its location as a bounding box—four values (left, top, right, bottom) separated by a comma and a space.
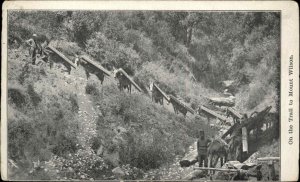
1, 1, 299, 181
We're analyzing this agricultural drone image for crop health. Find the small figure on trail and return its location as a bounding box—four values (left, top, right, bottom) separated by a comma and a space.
25, 34, 49, 65
197, 130, 209, 167
74, 53, 80, 67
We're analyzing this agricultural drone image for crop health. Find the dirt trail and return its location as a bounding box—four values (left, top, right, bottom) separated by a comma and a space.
47, 62, 98, 149
66, 71, 98, 148
76, 83, 97, 148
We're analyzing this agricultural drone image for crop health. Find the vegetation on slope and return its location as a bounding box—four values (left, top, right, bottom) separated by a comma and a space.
7, 10, 280, 180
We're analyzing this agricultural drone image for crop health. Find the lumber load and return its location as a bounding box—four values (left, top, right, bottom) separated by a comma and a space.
46, 45, 76, 68
169, 95, 195, 114
221, 123, 239, 139
80, 55, 111, 76
244, 106, 272, 131
199, 106, 227, 122
117, 68, 142, 92
227, 107, 243, 119
221, 106, 272, 139
179, 149, 198, 167
209, 96, 235, 107
153, 83, 170, 101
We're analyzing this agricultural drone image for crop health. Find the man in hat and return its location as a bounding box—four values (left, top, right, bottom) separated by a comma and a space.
74, 53, 80, 67
26, 34, 49, 65
197, 130, 209, 167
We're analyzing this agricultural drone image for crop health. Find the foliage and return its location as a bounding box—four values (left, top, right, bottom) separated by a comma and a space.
86, 32, 142, 74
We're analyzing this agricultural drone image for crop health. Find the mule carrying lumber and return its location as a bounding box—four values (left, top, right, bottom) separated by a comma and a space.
80, 55, 111, 76
200, 106, 227, 122
47, 45, 77, 68
153, 83, 170, 101
169, 95, 195, 114
118, 68, 142, 92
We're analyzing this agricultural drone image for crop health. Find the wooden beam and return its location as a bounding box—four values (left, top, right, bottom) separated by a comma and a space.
153, 83, 170, 101
194, 167, 243, 172
80, 55, 111, 76
200, 106, 227, 122
118, 68, 142, 92
257, 157, 280, 161
227, 107, 243, 119
47, 45, 76, 68
169, 95, 195, 114
221, 123, 239, 139
242, 127, 248, 152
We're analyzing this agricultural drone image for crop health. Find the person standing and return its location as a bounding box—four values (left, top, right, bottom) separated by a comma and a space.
25, 34, 39, 65
197, 130, 208, 167
25, 34, 49, 65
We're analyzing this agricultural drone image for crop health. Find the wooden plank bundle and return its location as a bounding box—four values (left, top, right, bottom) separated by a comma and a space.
153, 83, 170, 101
227, 107, 243, 119
169, 95, 195, 114
117, 68, 142, 92
221, 123, 239, 139
80, 55, 111, 76
209, 97, 235, 107
47, 45, 77, 68
200, 106, 227, 122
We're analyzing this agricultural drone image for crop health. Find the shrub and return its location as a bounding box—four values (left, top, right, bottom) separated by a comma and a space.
27, 84, 41, 107
8, 88, 27, 108
86, 32, 141, 75
85, 82, 99, 96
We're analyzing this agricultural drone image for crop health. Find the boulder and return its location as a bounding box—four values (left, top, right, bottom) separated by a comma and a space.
179, 148, 198, 167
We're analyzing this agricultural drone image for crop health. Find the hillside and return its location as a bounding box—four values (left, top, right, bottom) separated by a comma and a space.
7, 11, 280, 180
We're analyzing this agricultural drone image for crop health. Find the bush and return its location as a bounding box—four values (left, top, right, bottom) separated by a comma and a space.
86, 32, 141, 75
8, 87, 27, 108
85, 82, 99, 95
27, 84, 42, 107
